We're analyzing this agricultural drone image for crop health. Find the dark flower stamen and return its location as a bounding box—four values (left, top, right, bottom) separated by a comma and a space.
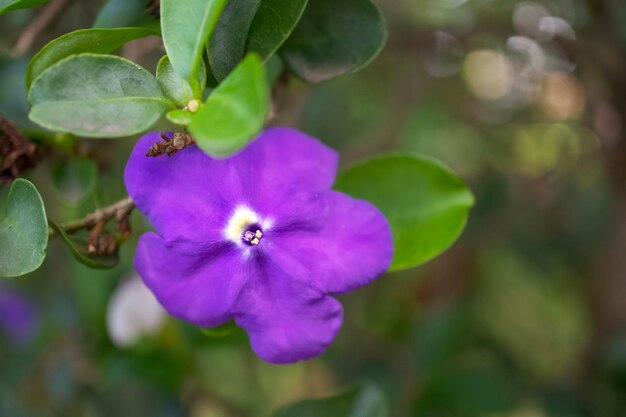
242, 227, 263, 246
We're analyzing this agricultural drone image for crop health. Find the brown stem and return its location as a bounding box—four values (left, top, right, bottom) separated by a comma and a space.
49, 197, 135, 238
12, 0, 70, 56
147, 0, 160, 17
0, 116, 41, 185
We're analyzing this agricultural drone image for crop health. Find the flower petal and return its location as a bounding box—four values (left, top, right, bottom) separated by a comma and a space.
232, 257, 343, 364
106, 274, 166, 348
134, 232, 246, 327
0, 286, 37, 345
270, 191, 394, 294
124, 128, 338, 243
242, 127, 339, 207
124, 132, 230, 243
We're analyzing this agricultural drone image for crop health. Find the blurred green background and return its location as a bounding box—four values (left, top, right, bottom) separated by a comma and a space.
2, 0, 626, 416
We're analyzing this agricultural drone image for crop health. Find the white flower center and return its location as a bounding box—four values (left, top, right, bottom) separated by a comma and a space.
223, 205, 272, 247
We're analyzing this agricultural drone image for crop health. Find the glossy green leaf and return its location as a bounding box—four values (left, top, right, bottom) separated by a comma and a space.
26, 27, 155, 89
52, 158, 98, 205
189, 53, 269, 157
272, 384, 388, 417
48, 222, 118, 269
93, 0, 147, 28
246, 0, 308, 60
161, 0, 227, 95
166, 109, 193, 126
0, 179, 48, 277
280, 0, 387, 82
208, 0, 307, 81
335, 154, 474, 271
0, 0, 46, 16
28, 54, 172, 138
208, 0, 259, 81
157, 55, 206, 108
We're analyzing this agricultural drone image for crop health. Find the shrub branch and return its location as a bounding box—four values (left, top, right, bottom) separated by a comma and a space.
49, 196, 135, 238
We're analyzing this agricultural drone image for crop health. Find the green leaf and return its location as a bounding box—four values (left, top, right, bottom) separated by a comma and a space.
335, 154, 473, 271
265, 53, 285, 86
272, 384, 388, 417
189, 53, 269, 157
208, 0, 259, 81
418, 367, 517, 415
28, 54, 172, 138
0, 57, 33, 129
161, 0, 227, 96
48, 222, 119, 269
200, 321, 239, 338
52, 158, 98, 205
93, 0, 148, 28
157, 55, 206, 108
246, 0, 308, 60
208, 0, 307, 81
414, 308, 466, 374
0, 0, 46, 16
166, 109, 193, 126
26, 27, 155, 89
0, 179, 48, 277
280, 0, 387, 82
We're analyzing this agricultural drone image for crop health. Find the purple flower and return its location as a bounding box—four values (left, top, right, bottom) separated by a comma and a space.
124, 127, 393, 364
0, 285, 37, 346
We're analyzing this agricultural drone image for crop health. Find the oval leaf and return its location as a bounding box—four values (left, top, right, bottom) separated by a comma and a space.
157, 55, 206, 108
0, 0, 46, 16
27, 27, 155, 89
93, 0, 148, 28
246, 0, 308, 60
166, 109, 193, 126
0, 179, 48, 277
208, 0, 259, 81
280, 0, 387, 83
28, 54, 172, 138
208, 0, 308, 81
52, 158, 98, 205
189, 53, 269, 157
272, 384, 388, 417
48, 222, 119, 269
335, 154, 474, 271
161, 0, 227, 95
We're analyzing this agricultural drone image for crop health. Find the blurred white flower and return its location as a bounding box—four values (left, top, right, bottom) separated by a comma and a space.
513, 2, 550, 38
539, 16, 576, 40
106, 274, 167, 348
425, 31, 465, 78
